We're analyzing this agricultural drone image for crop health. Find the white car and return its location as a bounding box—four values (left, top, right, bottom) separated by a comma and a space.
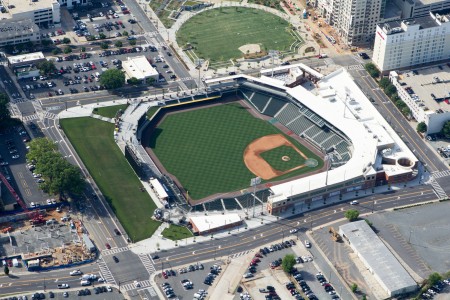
243, 272, 253, 278
70, 269, 82, 276
134, 280, 141, 287
289, 228, 298, 234
106, 286, 112, 292
304, 240, 311, 248
46, 199, 52, 205
350, 200, 359, 205
57, 283, 70, 289
98, 277, 105, 283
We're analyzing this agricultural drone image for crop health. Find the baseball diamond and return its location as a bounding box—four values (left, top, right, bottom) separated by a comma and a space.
143, 96, 323, 202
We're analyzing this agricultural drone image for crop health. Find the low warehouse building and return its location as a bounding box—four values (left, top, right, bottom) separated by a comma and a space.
122, 56, 159, 84
189, 214, 243, 235
339, 220, 417, 298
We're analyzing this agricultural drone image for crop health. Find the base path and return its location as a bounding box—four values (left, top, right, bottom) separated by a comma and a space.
244, 134, 308, 180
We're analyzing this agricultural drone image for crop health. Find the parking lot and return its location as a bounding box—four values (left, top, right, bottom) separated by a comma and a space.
0, 125, 54, 207
9, 285, 123, 300
238, 239, 338, 300
154, 261, 222, 299
19, 45, 177, 100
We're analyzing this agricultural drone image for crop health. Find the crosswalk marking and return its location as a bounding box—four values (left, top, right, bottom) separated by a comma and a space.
230, 250, 253, 259
23, 114, 39, 121
346, 64, 364, 71
97, 257, 116, 285
138, 253, 156, 275
102, 246, 129, 256
429, 179, 447, 199
44, 111, 57, 120
120, 279, 152, 292
432, 170, 450, 179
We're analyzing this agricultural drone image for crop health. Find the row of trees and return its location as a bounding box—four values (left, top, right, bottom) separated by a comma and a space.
0, 93, 11, 130
27, 138, 85, 198
377, 77, 411, 117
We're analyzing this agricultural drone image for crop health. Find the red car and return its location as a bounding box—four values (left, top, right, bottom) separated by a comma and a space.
105, 243, 111, 249
162, 271, 168, 279
255, 253, 263, 258
252, 258, 261, 263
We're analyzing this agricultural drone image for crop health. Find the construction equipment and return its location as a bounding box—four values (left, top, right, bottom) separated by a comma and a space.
329, 227, 342, 242
0, 172, 44, 223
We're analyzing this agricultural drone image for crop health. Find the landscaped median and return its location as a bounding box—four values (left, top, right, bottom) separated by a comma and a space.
60, 117, 160, 242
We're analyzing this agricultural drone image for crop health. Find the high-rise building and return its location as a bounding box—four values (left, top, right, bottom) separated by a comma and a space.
372, 11, 450, 72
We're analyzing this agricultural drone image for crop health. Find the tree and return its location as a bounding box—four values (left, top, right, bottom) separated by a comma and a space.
122, 31, 129, 36
0, 93, 11, 129
379, 77, 390, 89
401, 106, 411, 116
384, 84, 397, 97
441, 121, 450, 139
127, 77, 141, 85
115, 41, 123, 48
281, 254, 296, 273
99, 33, 107, 39
52, 48, 60, 55
4, 265, 9, 276
81, 46, 86, 52
63, 46, 72, 54
129, 39, 137, 46
345, 209, 359, 222
100, 42, 109, 50
36, 60, 56, 75
364, 63, 379, 78
351, 283, 358, 293
100, 69, 125, 89
427, 273, 442, 286
62, 37, 71, 44
41, 39, 52, 47
26, 138, 85, 198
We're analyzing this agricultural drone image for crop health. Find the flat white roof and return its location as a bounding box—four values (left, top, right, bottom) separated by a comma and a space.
8, 52, 45, 65
268, 68, 416, 198
123, 56, 158, 80
149, 178, 168, 200
0, 19, 39, 39
339, 221, 417, 295
189, 214, 241, 233
7, 0, 57, 16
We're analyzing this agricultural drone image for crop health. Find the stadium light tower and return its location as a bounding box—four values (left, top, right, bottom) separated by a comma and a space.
250, 177, 261, 217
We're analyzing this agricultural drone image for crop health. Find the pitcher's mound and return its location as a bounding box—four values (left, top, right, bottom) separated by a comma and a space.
239, 44, 261, 54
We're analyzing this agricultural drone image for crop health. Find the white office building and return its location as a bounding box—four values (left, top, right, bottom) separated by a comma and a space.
0, 19, 40, 47
3, 0, 61, 26
392, 0, 450, 19
123, 56, 159, 84
389, 67, 450, 134
373, 11, 450, 72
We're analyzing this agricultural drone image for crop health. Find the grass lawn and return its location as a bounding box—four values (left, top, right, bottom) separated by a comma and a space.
94, 104, 128, 119
161, 224, 193, 241
147, 106, 160, 119
260, 145, 305, 172
148, 103, 322, 200
176, 7, 298, 64
60, 117, 160, 242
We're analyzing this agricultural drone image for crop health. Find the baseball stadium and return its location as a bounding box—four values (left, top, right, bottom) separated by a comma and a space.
135, 64, 418, 215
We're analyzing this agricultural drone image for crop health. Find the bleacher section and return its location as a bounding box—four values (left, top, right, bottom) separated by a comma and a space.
335, 141, 349, 156
289, 115, 315, 135
321, 134, 343, 150
262, 96, 287, 117
223, 199, 241, 211
301, 107, 326, 127
305, 125, 323, 138
204, 199, 225, 211
274, 103, 300, 124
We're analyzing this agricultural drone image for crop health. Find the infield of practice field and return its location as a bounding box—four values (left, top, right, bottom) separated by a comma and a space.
148, 103, 323, 200
176, 7, 300, 64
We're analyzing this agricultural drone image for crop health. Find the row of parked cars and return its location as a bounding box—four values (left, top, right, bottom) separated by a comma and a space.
204, 264, 221, 285
161, 282, 177, 299
422, 279, 450, 299
178, 263, 204, 273
259, 239, 297, 256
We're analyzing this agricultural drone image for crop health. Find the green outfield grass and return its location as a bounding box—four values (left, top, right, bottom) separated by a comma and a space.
176, 7, 299, 64
148, 103, 322, 200
60, 118, 160, 242
161, 224, 193, 241
260, 145, 306, 172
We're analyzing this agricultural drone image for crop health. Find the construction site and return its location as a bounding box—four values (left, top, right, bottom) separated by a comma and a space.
0, 173, 96, 271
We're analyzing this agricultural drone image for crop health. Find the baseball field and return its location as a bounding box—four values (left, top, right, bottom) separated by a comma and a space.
147, 102, 323, 201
